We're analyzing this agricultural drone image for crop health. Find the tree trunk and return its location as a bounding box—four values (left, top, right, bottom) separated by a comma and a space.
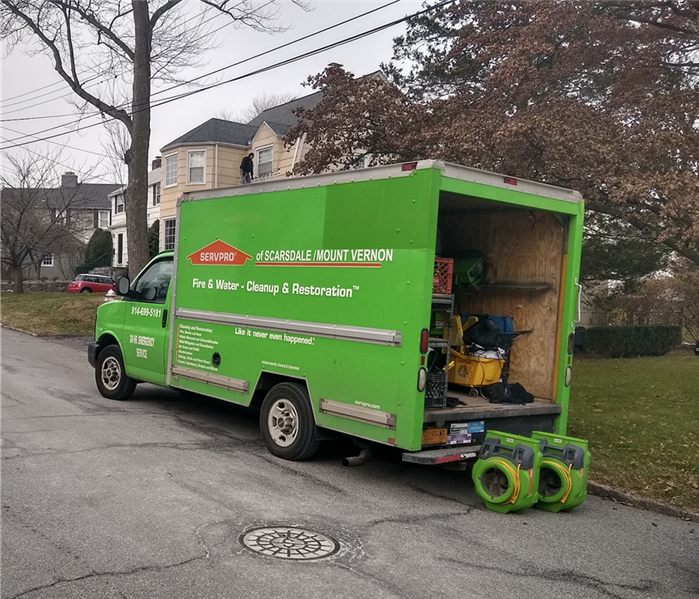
13, 267, 24, 294
125, 0, 153, 278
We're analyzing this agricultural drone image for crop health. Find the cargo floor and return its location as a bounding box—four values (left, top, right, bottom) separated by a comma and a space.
423, 387, 561, 423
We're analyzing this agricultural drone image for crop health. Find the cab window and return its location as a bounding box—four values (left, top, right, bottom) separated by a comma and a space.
131, 258, 173, 304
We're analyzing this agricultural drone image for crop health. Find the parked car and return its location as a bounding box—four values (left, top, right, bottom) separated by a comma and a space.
67, 274, 116, 294
695, 340, 699, 356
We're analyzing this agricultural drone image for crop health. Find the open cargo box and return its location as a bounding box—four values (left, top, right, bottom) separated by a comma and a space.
409, 182, 580, 464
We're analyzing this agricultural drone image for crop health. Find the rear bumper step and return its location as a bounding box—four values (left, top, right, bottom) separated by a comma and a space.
402, 445, 481, 465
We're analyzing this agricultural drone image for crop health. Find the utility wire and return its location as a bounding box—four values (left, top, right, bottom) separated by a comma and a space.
0, 0, 242, 109
2, 0, 451, 151
2, 0, 403, 144
1, 0, 405, 146
1, 124, 112, 158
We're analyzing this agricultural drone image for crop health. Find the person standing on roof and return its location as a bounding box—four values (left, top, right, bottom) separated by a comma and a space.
240, 153, 254, 184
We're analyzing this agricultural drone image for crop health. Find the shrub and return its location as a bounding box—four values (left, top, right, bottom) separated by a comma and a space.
85, 228, 113, 268
584, 325, 681, 358
148, 220, 160, 258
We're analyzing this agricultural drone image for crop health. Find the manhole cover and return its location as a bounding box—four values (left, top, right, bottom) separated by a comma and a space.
240, 526, 340, 560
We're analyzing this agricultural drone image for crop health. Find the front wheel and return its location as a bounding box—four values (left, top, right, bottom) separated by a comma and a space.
260, 383, 320, 461
95, 345, 137, 400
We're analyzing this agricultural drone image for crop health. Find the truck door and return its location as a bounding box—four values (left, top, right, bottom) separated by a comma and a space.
121, 255, 173, 385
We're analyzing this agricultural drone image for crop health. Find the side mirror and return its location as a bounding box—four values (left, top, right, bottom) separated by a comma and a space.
117, 276, 131, 296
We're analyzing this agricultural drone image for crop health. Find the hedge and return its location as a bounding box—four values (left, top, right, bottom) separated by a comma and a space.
583, 325, 681, 358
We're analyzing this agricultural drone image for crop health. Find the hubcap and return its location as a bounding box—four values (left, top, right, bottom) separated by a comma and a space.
267, 399, 298, 447
101, 356, 121, 391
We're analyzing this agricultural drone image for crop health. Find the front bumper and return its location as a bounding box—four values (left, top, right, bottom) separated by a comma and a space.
88, 342, 99, 368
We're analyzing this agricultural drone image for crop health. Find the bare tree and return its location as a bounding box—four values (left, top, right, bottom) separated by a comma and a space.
1, 152, 100, 293
1, 0, 308, 277
218, 91, 300, 123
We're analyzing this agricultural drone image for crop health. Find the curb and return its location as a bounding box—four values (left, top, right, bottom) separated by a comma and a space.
0, 324, 38, 336
588, 482, 699, 522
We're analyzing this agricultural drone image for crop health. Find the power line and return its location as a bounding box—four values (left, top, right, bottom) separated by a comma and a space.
1, 125, 113, 158
0, 1, 240, 110
2, 1, 451, 151
2, 0, 403, 145
0, 134, 115, 180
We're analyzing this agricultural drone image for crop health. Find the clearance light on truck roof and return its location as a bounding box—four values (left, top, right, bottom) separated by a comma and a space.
503, 177, 518, 185
420, 328, 429, 354
402, 162, 418, 171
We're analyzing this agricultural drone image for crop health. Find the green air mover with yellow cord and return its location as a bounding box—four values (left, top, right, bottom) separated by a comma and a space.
532, 431, 591, 512
472, 431, 542, 513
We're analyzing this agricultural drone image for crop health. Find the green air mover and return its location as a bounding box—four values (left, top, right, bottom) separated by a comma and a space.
532, 432, 591, 512
472, 431, 542, 514
450, 251, 488, 290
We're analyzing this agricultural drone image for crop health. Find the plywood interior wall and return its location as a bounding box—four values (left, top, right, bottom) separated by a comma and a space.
438, 208, 566, 400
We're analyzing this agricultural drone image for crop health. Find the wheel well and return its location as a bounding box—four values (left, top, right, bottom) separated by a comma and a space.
95, 333, 119, 358
250, 372, 310, 410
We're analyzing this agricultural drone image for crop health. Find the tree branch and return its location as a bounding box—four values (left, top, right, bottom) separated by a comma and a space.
587, 199, 699, 264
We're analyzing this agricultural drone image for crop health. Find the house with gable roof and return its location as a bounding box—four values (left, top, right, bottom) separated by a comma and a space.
1, 172, 118, 284
157, 91, 322, 250
155, 69, 389, 250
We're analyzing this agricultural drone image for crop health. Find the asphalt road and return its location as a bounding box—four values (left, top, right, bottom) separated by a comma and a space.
1, 328, 697, 599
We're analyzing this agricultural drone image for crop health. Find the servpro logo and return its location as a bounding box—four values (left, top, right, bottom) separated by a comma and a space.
187, 240, 252, 266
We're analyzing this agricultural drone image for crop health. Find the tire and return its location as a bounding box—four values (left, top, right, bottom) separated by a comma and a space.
95, 345, 137, 400
259, 382, 320, 461
80, 287, 92, 293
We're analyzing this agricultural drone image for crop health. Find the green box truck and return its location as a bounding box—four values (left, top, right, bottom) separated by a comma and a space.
89, 160, 584, 465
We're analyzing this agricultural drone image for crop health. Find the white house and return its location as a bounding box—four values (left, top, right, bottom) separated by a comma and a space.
108, 160, 162, 268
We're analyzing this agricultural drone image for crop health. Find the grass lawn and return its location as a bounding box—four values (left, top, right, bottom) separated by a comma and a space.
1, 292, 104, 336
569, 354, 699, 514
2, 292, 698, 513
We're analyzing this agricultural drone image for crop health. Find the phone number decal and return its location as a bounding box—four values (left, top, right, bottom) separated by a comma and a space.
131, 306, 162, 318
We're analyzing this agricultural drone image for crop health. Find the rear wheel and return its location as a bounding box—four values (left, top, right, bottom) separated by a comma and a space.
80, 287, 92, 293
95, 345, 136, 400
260, 382, 320, 461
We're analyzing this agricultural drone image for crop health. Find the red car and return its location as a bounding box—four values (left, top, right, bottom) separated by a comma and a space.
67, 274, 116, 294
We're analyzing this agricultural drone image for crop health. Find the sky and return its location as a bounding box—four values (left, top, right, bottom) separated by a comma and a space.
1, 0, 421, 185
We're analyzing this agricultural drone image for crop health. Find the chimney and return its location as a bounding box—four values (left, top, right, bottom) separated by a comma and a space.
62, 172, 78, 188
151, 156, 162, 170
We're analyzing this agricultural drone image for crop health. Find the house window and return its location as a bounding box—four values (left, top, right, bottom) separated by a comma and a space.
51, 208, 66, 224
152, 182, 161, 206
163, 218, 176, 250
115, 194, 125, 214
42, 255, 54, 267
117, 234, 124, 265
256, 146, 273, 179
164, 154, 178, 187
98, 210, 110, 228
187, 150, 205, 184
352, 154, 367, 169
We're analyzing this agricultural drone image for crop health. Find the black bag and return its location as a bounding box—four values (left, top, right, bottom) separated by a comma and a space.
481, 382, 510, 403
482, 382, 534, 404
463, 317, 502, 351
